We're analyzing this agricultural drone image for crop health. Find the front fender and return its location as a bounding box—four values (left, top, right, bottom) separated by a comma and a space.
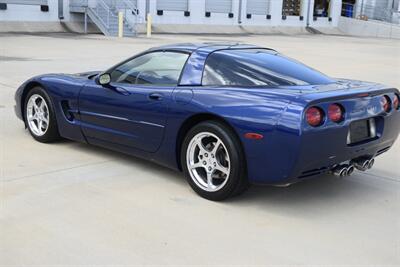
14, 75, 51, 122
14, 73, 89, 143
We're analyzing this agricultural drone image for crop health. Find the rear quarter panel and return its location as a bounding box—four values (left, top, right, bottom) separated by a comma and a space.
156, 86, 301, 181
161, 83, 400, 185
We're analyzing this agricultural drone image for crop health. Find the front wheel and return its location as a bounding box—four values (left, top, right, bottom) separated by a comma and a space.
24, 87, 61, 143
181, 121, 249, 201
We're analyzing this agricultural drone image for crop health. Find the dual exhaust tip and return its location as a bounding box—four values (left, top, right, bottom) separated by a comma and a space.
333, 164, 355, 177
352, 157, 375, 171
332, 157, 374, 177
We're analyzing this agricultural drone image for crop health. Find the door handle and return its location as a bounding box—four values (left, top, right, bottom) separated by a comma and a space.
149, 93, 163, 101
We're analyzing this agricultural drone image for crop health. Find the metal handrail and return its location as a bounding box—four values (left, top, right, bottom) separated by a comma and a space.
118, 0, 139, 34
121, 0, 139, 16
85, 0, 138, 36
93, 0, 117, 29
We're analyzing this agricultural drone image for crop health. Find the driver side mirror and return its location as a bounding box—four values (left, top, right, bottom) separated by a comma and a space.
97, 73, 111, 86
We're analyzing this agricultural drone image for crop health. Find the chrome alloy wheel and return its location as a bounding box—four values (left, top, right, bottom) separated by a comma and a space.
26, 94, 49, 136
186, 132, 231, 192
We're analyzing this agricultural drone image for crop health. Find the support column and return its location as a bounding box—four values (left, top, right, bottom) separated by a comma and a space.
84, 9, 88, 34
58, 0, 64, 19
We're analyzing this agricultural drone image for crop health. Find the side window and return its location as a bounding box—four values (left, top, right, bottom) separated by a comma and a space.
110, 52, 189, 86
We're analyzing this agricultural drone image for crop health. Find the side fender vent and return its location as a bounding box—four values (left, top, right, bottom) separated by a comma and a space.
61, 100, 74, 122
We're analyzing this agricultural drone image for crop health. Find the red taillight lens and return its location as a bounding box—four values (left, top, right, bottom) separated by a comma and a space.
381, 95, 391, 112
306, 106, 324, 127
328, 103, 344, 123
393, 94, 399, 110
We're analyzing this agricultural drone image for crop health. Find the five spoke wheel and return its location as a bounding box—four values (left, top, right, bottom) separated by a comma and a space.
26, 94, 50, 137
186, 132, 230, 192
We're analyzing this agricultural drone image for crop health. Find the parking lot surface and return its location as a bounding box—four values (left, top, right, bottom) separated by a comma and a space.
1, 33, 399, 265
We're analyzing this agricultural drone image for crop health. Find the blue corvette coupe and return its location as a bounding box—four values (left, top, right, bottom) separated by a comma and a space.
15, 43, 400, 200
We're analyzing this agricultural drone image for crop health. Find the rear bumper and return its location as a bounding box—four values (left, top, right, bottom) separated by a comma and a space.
247, 111, 400, 185
290, 135, 395, 182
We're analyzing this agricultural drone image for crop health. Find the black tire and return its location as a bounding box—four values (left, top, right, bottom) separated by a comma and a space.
24, 87, 61, 143
181, 121, 249, 201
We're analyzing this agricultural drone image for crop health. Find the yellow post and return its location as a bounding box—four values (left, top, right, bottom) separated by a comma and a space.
147, 13, 152, 38
118, 11, 124, 38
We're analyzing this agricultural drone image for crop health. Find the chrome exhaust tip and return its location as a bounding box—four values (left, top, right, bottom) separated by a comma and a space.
361, 160, 369, 170
352, 158, 370, 171
346, 165, 355, 176
332, 164, 355, 177
332, 165, 348, 177
367, 158, 375, 169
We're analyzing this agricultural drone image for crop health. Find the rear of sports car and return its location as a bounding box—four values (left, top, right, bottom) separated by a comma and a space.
198, 48, 400, 186
278, 81, 400, 184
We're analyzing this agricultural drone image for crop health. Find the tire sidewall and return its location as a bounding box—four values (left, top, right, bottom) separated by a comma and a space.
181, 121, 246, 201
24, 87, 59, 143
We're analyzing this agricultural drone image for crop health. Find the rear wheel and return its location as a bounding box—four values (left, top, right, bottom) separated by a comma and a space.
181, 121, 249, 201
24, 87, 61, 143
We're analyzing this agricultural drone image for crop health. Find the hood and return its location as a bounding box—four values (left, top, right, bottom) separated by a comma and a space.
72, 71, 101, 78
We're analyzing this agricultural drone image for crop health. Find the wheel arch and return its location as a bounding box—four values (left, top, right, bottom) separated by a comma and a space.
20, 81, 46, 122
175, 113, 247, 172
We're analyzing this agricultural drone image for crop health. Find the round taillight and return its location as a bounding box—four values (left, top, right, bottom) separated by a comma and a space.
328, 103, 344, 123
381, 95, 391, 113
306, 106, 324, 127
393, 94, 399, 110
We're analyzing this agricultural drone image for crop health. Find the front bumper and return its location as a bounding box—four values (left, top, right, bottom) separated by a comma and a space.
14, 104, 23, 120
14, 82, 25, 121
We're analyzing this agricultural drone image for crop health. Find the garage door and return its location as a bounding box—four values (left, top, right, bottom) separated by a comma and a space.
1, 0, 47, 4
364, 0, 391, 21
205, 0, 232, 13
246, 0, 271, 15
156, 0, 188, 11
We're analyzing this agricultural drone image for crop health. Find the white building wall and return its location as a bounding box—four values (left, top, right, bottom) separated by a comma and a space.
149, 0, 340, 27
0, 0, 77, 21
0, 0, 343, 28
0, 0, 56, 21
150, 0, 239, 25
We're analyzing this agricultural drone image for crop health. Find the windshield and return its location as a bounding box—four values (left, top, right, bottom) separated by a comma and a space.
202, 49, 334, 87
110, 52, 189, 86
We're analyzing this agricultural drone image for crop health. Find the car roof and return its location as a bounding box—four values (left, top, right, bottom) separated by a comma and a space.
147, 42, 272, 53
145, 43, 278, 86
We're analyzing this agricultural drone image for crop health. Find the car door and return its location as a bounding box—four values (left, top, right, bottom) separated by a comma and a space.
78, 51, 189, 153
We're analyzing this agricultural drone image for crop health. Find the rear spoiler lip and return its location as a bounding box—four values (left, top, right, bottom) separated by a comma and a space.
300, 86, 399, 105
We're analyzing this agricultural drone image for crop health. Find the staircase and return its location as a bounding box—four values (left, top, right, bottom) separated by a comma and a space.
70, 0, 139, 37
